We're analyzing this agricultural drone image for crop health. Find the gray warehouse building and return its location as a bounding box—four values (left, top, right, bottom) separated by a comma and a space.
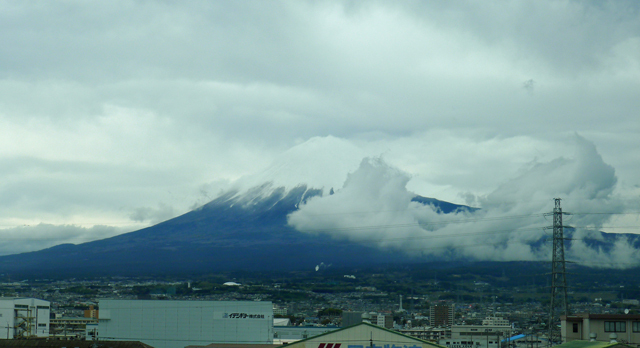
98, 299, 273, 348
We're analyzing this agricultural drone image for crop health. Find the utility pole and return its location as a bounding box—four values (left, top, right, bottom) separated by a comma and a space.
486, 329, 490, 348
547, 198, 569, 346
91, 328, 99, 348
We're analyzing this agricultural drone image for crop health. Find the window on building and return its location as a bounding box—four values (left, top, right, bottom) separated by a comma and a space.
633, 322, 640, 332
605, 321, 626, 332
573, 323, 579, 333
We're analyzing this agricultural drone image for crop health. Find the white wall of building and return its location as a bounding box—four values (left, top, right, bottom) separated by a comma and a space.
441, 321, 512, 348
0, 299, 12, 339
0, 297, 50, 339
98, 299, 273, 348
482, 317, 510, 326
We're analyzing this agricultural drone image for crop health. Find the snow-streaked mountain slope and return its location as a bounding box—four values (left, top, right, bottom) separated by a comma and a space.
234, 136, 367, 193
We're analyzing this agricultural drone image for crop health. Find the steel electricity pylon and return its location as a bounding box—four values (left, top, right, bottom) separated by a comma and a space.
547, 198, 569, 346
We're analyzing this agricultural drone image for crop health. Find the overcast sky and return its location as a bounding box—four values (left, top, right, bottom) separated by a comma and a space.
1, 0, 639, 256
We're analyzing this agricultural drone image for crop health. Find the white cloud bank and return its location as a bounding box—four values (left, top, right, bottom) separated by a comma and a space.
288, 135, 640, 268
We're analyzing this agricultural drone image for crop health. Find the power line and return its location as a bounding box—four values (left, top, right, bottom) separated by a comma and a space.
568, 212, 640, 216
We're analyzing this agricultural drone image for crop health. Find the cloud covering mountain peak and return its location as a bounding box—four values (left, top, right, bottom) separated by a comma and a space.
286, 135, 639, 267
230, 135, 369, 196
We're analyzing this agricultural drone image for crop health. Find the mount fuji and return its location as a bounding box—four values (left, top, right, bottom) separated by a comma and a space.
0, 184, 473, 277
0, 137, 479, 276
1, 136, 638, 277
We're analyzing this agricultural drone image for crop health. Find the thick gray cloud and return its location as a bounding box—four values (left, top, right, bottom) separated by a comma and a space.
0, 1, 639, 255
288, 136, 638, 267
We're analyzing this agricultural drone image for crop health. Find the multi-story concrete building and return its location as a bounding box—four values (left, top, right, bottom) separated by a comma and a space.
483, 317, 510, 326
431, 304, 455, 327
0, 297, 50, 339
400, 327, 447, 341
340, 311, 393, 329
342, 311, 364, 327
376, 313, 393, 329
440, 317, 512, 348
562, 313, 640, 346
50, 316, 98, 339
273, 305, 288, 316
97, 299, 273, 348
84, 305, 99, 319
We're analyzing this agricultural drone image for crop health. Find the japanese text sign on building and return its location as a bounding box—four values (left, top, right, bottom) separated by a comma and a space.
223, 312, 265, 319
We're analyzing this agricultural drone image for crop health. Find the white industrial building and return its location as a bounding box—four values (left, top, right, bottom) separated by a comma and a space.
440, 317, 513, 348
97, 299, 273, 348
0, 297, 50, 339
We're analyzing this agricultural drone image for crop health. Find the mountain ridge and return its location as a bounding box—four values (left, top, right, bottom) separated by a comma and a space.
1, 182, 637, 278
0, 185, 474, 277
